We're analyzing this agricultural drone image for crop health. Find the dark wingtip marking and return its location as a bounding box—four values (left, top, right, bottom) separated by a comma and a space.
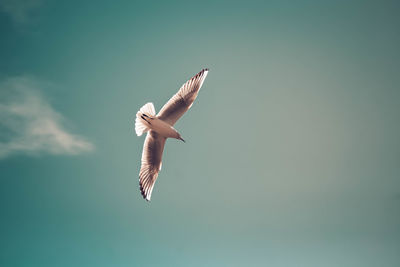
139, 180, 148, 200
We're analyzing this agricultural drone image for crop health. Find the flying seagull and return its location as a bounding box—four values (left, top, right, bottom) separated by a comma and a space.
134, 68, 209, 201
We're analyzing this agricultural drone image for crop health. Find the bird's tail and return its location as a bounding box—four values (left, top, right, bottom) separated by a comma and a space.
135, 102, 156, 136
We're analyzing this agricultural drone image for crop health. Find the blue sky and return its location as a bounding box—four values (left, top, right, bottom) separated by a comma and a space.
1, 1, 400, 266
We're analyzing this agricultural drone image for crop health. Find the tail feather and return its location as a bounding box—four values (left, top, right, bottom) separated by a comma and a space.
135, 102, 156, 136
135, 117, 148, 136
140, 102, 156, 116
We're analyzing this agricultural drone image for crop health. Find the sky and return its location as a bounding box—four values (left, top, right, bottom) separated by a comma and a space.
0, 0, 400, 266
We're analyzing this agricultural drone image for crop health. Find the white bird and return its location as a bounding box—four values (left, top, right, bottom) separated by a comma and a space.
134, 69, 209, 201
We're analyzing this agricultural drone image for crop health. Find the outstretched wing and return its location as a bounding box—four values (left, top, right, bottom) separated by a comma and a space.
139, 131, 166, 201
157, 69, 209, 126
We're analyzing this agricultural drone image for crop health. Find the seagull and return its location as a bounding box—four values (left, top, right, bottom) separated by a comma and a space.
134, 69, 209, 201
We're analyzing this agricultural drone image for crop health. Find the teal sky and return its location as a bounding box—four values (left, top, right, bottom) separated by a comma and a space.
1, 0, 400, 266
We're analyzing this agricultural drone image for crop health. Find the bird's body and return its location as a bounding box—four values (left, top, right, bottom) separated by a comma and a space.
137, 113, 182, 140
134, 69, 209, 201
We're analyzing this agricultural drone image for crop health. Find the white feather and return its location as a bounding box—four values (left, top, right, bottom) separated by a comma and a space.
140, 102, 156, 116
135, 102, 156, 136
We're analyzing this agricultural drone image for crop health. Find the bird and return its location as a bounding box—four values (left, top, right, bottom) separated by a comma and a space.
134, 68, 209, 201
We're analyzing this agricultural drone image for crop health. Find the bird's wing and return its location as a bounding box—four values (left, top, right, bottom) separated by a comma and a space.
157, 68, 209, 126
139, 131, 166, 201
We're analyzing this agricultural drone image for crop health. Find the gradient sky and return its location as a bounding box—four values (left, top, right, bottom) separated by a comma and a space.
1, 1, 400, 266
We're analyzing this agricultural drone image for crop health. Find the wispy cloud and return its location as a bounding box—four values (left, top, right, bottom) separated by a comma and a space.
0, 0, 43, 24
0, 76, 94, 159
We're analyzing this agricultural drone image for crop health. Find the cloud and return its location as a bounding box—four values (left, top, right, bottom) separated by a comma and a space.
0, 0, 43, 24
0, 76, 94, 159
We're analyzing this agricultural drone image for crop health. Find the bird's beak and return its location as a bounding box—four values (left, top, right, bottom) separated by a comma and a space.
179, 137, 185, 143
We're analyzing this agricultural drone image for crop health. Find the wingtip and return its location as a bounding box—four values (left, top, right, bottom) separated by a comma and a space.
139, 180, 152, 202
195, 68, 208, 79
141, 192, 151, 202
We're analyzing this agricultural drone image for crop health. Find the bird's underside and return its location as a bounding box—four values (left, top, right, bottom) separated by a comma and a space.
135, 68, 209, 201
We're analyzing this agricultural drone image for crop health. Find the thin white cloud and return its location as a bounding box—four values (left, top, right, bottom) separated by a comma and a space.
0, 76, 94, 159
0, 0, 43, 24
